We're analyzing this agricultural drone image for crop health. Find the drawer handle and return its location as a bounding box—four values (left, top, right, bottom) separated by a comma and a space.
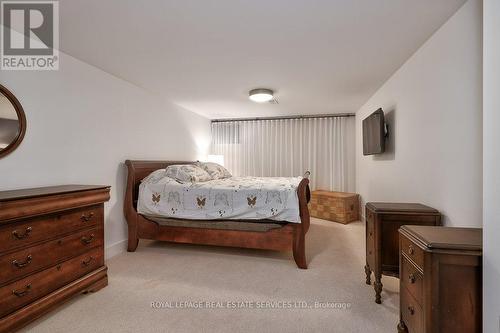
12, 254, 33, 268
82, 256, 95, 267
369, 231, 373, 237
12, 227, 32, 240
80, 212, 95, 222
407, 305, 415, 315
81, 234, 95, 245
12, 284, 31, 297
408, 273, 416, 284
408, 245, 414, 255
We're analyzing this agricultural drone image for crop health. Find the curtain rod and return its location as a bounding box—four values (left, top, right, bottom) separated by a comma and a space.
211, 113, 355, 123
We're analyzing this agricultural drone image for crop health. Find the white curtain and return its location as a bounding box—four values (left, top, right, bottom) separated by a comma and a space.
210, 116, 355, 192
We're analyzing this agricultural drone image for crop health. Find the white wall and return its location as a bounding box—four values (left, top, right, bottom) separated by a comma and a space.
483, 0, 500, 330
0, 52, 211, 257
355, 0, 482, 226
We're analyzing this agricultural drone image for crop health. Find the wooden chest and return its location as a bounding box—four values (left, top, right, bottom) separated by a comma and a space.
0, 185, 110, 333
398, 226, 482, 333
309, 190, 359, 224
364, 202, 441, 304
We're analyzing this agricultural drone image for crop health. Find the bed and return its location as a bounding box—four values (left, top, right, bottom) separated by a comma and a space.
124, 160, 311, 268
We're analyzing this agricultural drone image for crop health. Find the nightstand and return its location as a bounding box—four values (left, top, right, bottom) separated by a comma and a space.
397, 225, 482, 333
364, 202, 440, 303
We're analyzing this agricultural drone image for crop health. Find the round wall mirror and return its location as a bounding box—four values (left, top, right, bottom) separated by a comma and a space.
0, 84, 26, 158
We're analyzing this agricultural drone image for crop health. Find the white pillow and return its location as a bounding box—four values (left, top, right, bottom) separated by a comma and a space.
165, 164, 211, 183
196, 162, 232, 180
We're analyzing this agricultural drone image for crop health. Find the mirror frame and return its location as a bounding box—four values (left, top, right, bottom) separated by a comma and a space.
0, 84, 26, 159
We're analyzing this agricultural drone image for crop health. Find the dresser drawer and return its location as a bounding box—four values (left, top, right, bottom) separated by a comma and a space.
0, 205, 102, 253
401, 234, 424, 269
401, 255, 423, 305
0, 248, 103, 317
401, 286, 423, 333
0, 226, 103, 286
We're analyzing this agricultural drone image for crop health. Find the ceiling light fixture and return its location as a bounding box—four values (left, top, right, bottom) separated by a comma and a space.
249, 88, 274, 103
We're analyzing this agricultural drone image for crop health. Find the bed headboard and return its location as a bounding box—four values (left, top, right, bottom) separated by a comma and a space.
124, 160, 195, 212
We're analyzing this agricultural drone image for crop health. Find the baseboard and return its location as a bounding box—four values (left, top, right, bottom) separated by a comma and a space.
105, 239, 128, 259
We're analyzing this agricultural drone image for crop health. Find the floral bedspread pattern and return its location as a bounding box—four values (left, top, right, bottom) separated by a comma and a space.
137, 169, 302, 223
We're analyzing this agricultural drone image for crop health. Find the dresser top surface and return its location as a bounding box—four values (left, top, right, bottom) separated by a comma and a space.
0, 185, 110, 202
400, 225, 482, 251
366, 202, 439, 214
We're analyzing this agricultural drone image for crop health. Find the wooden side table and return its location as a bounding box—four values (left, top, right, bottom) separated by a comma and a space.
364, 202, 441, 304
397, 225, 482, 333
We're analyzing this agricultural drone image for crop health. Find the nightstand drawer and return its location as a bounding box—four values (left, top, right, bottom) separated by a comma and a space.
366, 217, 375, 266
401, 286, 423, 333
401, 234, 424, 269
401, 255, 423, 305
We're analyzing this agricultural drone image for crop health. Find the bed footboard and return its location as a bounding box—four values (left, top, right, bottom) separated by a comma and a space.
123, 160, 311, 269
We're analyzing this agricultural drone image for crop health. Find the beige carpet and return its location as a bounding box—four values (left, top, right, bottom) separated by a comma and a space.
22, 219, 399, 333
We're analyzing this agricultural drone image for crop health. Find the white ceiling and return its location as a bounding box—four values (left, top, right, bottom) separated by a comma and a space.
59, 0, 466, 119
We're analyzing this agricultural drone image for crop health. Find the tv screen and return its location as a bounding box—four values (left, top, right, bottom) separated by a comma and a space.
362, 108, 386, 155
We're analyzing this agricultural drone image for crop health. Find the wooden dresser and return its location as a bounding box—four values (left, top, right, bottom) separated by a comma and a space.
0, 185, 110, 333
309, 191, 359, 224
364, 202, 440, 303
398, 225, 482, 333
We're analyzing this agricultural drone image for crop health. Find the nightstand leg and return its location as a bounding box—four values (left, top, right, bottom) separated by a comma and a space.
364, 263, 371, 285
374, 274, 383, 304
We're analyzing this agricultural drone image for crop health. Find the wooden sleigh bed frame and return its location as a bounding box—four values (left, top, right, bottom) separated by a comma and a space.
124, 160, 311, 269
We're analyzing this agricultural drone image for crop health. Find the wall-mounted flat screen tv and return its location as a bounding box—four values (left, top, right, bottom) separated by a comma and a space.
362, 108, 386, 155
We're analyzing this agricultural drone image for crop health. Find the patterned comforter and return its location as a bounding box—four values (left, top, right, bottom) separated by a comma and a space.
137, 169, 302, 223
